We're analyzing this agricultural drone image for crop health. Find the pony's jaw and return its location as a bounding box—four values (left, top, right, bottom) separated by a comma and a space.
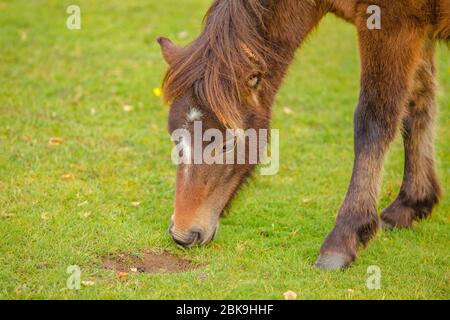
169, 163, 251, 248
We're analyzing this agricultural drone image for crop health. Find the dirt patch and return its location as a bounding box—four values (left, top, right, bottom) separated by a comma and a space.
102, 251, 199, 274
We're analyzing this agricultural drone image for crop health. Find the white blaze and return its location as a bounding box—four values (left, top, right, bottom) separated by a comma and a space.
187, 107, 203, 122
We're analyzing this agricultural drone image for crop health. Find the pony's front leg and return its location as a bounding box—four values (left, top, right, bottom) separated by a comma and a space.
316, 10, 427, 269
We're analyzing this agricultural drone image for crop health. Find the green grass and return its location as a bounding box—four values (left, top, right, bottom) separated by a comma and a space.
0, 0, 449, 300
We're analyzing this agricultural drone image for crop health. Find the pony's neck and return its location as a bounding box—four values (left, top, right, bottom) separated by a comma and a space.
263, 1, 327, 81
238, 0, 326, 125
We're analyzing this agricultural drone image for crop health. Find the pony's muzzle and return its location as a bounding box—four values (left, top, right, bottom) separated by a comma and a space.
169, 221, 218, 248
169, 224, 203, 248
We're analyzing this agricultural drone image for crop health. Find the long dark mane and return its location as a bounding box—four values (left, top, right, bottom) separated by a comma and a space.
162, 0, 280, 129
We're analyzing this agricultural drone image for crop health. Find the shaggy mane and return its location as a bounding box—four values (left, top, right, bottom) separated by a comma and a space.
162, 0, 280, 129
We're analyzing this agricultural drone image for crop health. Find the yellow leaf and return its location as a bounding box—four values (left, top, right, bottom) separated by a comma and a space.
41, 212, 50, 220
49, 137, 63, 145
283, 290, 297, 300
302, 197, 312, 204
177, 31, 189, 39
61, 173, 73, 180
283, 107, 294, 115
81, 211, 91, 218
21, 135, 34, 145
0, 212, 16, 218
20, 31, 27, 42
347, 288, 355, 298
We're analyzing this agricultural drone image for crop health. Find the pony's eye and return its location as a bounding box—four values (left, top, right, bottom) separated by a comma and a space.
247, 74, 261, 88
222, 139, 236, 154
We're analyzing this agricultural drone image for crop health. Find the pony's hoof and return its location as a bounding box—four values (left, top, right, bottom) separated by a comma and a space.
381, 199, 416, 230
315, 253, 352, 270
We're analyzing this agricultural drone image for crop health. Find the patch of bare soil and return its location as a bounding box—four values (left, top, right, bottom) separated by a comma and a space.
102, 251, 199, 274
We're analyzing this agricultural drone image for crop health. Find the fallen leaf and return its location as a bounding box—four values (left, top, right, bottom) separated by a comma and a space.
60, 173, 73, 180
81, 211, 91, 218
81, 280, 95, 286
77, 201, 88, 207
283, 107, 294, 115
130, 202, 141, 207
210, 243, 224, 250
236, 242, 245, 252
20, 31, 27, 41
40, 212, 50, 220
70, 87, 84, 104
0, 212, 16, 218
123, 105, 134, 112
153, 87, 162, 97
117, 271, 128, 279
49, 137, 63, 145
130, 268, 138, 273
302, 197, 312, 204
21, 135, 34, 145
283, 290, 297, 300
177, 31, 189, 39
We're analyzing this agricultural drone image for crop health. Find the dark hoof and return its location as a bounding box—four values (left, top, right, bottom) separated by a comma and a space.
381, 198, 417, 230
315, 253, 352, 270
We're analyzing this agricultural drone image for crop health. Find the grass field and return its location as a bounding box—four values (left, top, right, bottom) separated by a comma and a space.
0, 0, 449, 300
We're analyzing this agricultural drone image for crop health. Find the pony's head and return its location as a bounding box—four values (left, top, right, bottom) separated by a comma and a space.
157, 1, 286, 247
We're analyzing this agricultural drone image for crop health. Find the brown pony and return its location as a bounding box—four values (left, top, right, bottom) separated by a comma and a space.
158, 0, 449, 269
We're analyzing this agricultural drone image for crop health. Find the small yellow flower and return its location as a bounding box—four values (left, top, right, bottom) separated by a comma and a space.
153, 87, 162, 97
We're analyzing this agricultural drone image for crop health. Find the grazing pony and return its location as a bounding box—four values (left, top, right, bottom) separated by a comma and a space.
158, 0, 449, 269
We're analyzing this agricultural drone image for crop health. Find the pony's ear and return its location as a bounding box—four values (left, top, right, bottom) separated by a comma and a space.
157, 37, 180, 66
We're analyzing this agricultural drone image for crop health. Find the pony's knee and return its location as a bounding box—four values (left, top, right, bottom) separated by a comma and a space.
353, 99, 402, 150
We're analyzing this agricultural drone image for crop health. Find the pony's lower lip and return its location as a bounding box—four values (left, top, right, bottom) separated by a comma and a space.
175, 232, 200, 248
169, 220, 219, 247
